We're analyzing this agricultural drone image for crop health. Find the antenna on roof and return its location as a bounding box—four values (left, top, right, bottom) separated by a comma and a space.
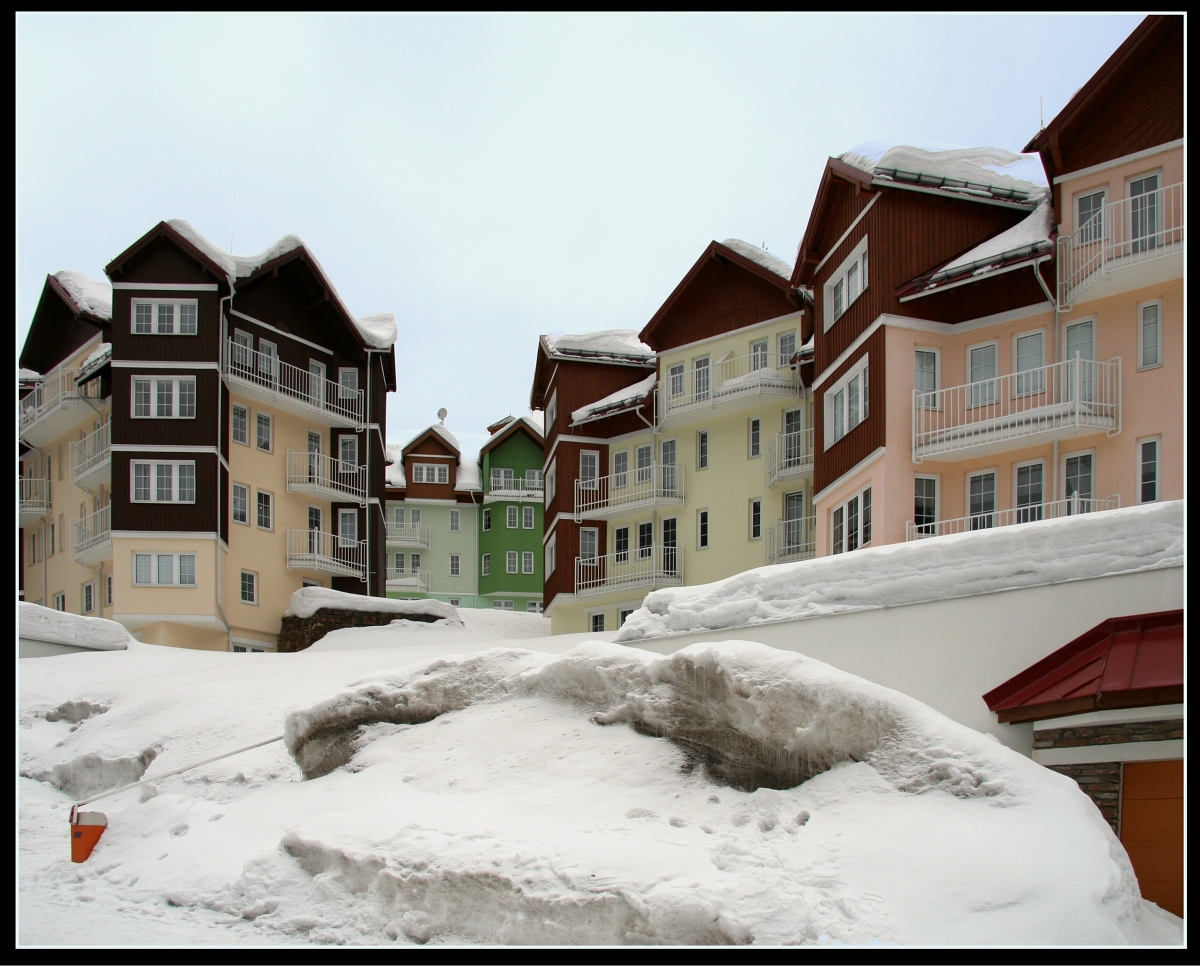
437, 408, 448, 424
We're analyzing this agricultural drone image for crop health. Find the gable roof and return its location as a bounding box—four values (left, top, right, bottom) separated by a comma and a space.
402, 422, 461, 459
530, 329, 655, 410
480, 415, 544, 456
50, 271, 112, 322
983, 610, 1183, 724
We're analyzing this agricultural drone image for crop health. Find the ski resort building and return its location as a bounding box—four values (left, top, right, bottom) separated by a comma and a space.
18, 220, 397, 652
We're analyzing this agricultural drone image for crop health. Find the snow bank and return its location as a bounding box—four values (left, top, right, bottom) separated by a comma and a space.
284, 587, 459, 622
719, 239, 793, 280
307, 608, 550, 653
545, 329, 654, 361
53, 270, 113, 320
571, 372, 656, 424
615, 502, 1182, 642
840, 143, 1047, 200
19, 602, 134, 651
937, 200, 1054, 279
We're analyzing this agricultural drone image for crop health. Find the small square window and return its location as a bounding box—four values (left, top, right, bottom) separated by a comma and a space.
591, 613, 605, 633
179, 554, 197, 586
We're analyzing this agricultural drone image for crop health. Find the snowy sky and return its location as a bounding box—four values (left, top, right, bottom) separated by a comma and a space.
16, 13, 1143, 452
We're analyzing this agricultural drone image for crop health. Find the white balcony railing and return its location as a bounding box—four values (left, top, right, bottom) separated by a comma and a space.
18, 367, 105, 445
488, 478, 544, 500
661, 352, 799, 420
386, 567, 430, 594
1058, 181, 1184, 310
767, 429, 814, 487
20, 477, 50, 523
72, 505, 112, 563
912, 356, 1121, 462
767, 515, 816, 565
223, 341, 365, 428
71, 422, 112, 489
575, 545, 684, 597
386, 524, 432, 549
905, 494, 1121, 541
286, 451, 367, 505
286, 528, 367, 580
575, 463, 684, 520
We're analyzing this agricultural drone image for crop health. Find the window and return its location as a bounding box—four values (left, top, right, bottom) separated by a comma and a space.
393, 506, 406, 529
669, 364, 685, 398
54, 593, 66, 611
410, 552, 422, 572
825, 356, 869, 447
545, 390, 557, 432
1139, 438, 1160, 503
1015, 462, 1044, 523
133, 552, 197, 586
614, 526, 629, 563
449, 598, 461, 606
749, 419, 761, 459
914, 477, 937, 535
1129, 173, 1159, 252
618, 608, 634, 626
831, 486, 872, 553
48, 522, 55, 556
339, 435, 358, 471
256, 413, 272, 451
545, 459, 556, 505
545, 533, 556, 575
580, 528, 598, 562
969, 343, 997, 406
232, 484, 249, 524
915, 350, 938, 408
493, 600, 515, 611
751, 340, 769, 370
523, 506, 535, 529
450, 553, 461, 576
483, 508, 491, 531
525, 468, 543, 489
750, 499, 762, 540
636, 445, 652, 484
1064, 320, 1095, 402
969, 472, 996, 529
637, 521, 653, 560
824, 238, 868, 330
339, 368, 359, 398
613, 451, 628, 488
412, 463, 449, 484
131, 462, 196, 503
697, 431, 709, 469
393, 552, 406, 576
522, 551, 534, 574
309, 506, 321, 536
1014, 333, 1045, 396
83, 582, 95, 613
660, 439, 677, 495
491, 467, 515, 491
132, 377, 196, 418
257, 491, 273, 530
506, 551, 518, 574
507, 505, 519, 529
662, 518, 678, 574
694, 358, 710, 401
339, 509, 358, 546
1077, 189, 1106, 244
698, 510, 709, 549
240, 570, 257, 604
580, 452, 598, 491
256, 340, 277, 377
779, 331, 797, 364
131, 299, 198, 335
528, 601, 543, 614
1139, 301, 1162, 369
481, 552, 491, 576
106, 574, 113, 606
449, 509, 461, 532
1064, 453, 1093, 513
232, 405, 249, 445
156, 557, 174, 592
591, 613, 605, 633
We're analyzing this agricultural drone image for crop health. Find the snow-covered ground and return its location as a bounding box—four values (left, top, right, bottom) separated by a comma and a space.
19, 609, 1181, 946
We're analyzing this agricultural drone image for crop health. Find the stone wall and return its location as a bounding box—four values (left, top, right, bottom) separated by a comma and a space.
1045, 762, 1123, 831
277, 607, 442, 653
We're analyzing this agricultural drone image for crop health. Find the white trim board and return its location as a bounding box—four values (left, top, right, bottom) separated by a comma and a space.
112, 282, 220, 291
898, 256, 1050, 303
812, 446, 886, 506
1033, 739, 1182, 767
112, 444, 220, 454
813, 192, 882, 276
112, 360, 221, 371
1052, 139, 1183, 185
228, 309, 334, 356
111, 531, 220, 541
871, 178, 1035, 211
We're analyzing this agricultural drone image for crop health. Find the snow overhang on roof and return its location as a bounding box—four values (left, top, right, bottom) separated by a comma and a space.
51, 271, 113, 321
983, 610, 1183, 724
571, 372, 656, 427
402, 422, 461, 458
717, 239, 793, 281
77, 342, 113, 384
541, 330, 655, 366
481, 415, 545, 455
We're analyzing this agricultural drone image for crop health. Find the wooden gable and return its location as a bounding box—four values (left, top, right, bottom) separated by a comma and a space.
20, 276, 107, 374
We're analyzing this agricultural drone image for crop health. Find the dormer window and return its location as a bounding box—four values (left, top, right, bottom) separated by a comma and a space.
824, 237, 868, 331
412, 463, 448, 484
132, 299, 198, 335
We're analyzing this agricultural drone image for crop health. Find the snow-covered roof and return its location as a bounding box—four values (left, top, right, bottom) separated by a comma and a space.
454, 459, 482, 492
571, 371, 656, 425
403, 422, 461, 455
19, 368, 42, 382
486, 414, 544, 444
385, 443, 406, 488
615, 501, 1182, 642
53, 270, 113, 320
719, 239, 793, 280
354, 312, 398, 350
19, 602, 132, 651
285, 586, 459, 621
839, 143, 1048, 204
543, 329, 654, 364
77, 342, 112, 383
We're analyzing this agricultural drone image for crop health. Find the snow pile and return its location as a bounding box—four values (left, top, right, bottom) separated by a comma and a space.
572, 372, 657, 424
935, 201, 1054, 280
455, 459, 482, 491
52, 270, 113, 319
839, 143, 1047, 200
19, 602, 135, 652
544, 329, 654, 362
354, 312, 398, 349
307, 608, 550, 653
285, 587, 459, 622
719, 239, 793, 280
78, 342, 112, 382
616, 502, 1182, 641
385, 443, 406, 487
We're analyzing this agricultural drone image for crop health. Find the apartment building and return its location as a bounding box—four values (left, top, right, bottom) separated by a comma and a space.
19, 220, 396, 651
479, 415, 546, 612
534, 240, 815, 634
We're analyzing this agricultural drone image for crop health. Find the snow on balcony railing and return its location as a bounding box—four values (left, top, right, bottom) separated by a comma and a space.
223, 340, 364, 427
912, 356, 1120, 462
1057, 181, 1184, 310
286, 450, 367, 504
386, 567, 430, 594
72, 505, 111, 562
661, 352, 799, 418
767, 516, 816, 565
575, 545, 683, 597
574, 463, 684, 519
386, 523, 432, 549
19, 367, 81, 435
905, 494, 1121, 541
286, 528, 367, 581
767, 429, 814, 487
71, 422, 112, 485
20, 477, 50, 515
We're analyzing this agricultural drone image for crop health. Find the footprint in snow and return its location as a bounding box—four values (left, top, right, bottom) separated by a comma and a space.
625, 808, 656, 820
170, 824, 189, 837
668, 816, 687, 828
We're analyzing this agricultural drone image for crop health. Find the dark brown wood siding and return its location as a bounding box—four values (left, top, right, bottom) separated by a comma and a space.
112, 369, 221, 447
19, 282, 105, 374
404, 435, 459, 499
115, 236, 219, 286
219, 463, 229, 544
543, 517, 607, 609
111, 452, 219, 532
543, 359, 655, 450
110, 290, 222, 363
233, 264, 364, 360
904, 263, 1049, 325
813, 327, 886, 494
545, 439, 609, 525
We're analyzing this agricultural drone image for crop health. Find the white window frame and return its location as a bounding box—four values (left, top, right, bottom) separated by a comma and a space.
449, 553, 461, 576
449, 509, 461, 532
913, 473, 939, 535
914, 347, 940, 410
636, 445, 653, 484
545, 390, 557, 432
613, 450, 628, 488
1013, 458, 1048, 518
697, 509, 710, 549
338, 508, 358, 547
580, 527, 599, 562
523, 505, 535, 529
338, 435, 359, 472
823, 236, 868, 331
1061, 447, 1097, 507
257, 339, 278, 377
231, 404, 249, 445
830, 484, 872, 554
131, 461, 197, 504
482, 507, 491, 531
545, 458, 556, 506
522, 550, 535, 574
256, 412, 273, 452
131, 376, 197, 419
545, 533, 556, 575
412, 463, 449, 484
1012, 328, 1047, 398
506, 550, 518, 574
693, 357, 710, 400
338, 367, 359, 399
231, 483, 250, 525
750, 339, 769, 370
481, 552, 491, 576
528, 601, 544, 614
580, 451, 599, 491
748, 418, 761, 459
507, 505, 519, 529
1137, 298, 1164, 371
697, 430, 709, 470
132, 552, 199, 587
966, 340, 999, 408
131, 298, 199, 336
54, 593, 66, 611
591, 613, 605, 633
668, 363, 685, 398
1075, 186, 1107, 243
749, 499, 762, 540
966, 468, 999, 526
83, 581, 95, 613
637, 520, 653, 560
1136, 436, 1162, 504
257, 489, 274, 531
105, 573, 113, 606
823, 353, 870, 450
778, 330, 797, 365
240, 570, 258, 604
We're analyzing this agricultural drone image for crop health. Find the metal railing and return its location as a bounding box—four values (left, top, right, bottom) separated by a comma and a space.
767, 429, 814, 487
905, 494, 1122, 541
488, 478, 544, 499
575, 545, 684, 597
223, 340, 365, 426
72, 505, 111, 561
19, 367, 82, 435
386, 567, 430, 594
386, 523, 432, 549
767, 515, 816, 564
20, 477, 50, 516
286, 450, 367, 504
1057, 181, 1184, 309
661, 351, 799, 418
71, 422, 112, 486
912, 356, 1121, 461
286, 528, 367, 580
575, 463, 684, 519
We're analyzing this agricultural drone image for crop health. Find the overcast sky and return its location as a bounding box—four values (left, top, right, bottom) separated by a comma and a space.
17, 13, 1142, 456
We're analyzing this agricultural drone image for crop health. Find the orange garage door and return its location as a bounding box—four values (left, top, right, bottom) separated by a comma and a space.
1121, 759, 1183, 918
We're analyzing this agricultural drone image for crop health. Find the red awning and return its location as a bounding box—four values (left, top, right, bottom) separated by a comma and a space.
983, 611, 1183, 724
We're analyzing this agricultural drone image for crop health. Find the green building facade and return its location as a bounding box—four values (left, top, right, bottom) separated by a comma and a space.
478, 417, 545, 612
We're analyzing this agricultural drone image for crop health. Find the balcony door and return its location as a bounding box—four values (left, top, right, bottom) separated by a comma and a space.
1065, 320, 1095, 403
308, 507, 321, 554
1129, 174, 1159, 253
662, 517, 677, 575
308, 431, 322, 483
661, 439, 677, 496
784, 491, 805, 552
1065, 454, 1094, 514
309, 360, 326, 408
784, 408, 803, 467
1015, 463, 1044, 523
969, 471, 995, 530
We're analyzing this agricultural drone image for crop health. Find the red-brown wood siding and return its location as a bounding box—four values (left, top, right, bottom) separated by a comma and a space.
113, 370, 221, 447
111, 452, 219, 532
543, 517, 607, 608
543, 359, 655, 449
20, 281, 105, 374
110, 290, 223, 363
545, 439, 609, 525
812, 179, 874, 260
404, 436, 459, 499
813, 327, 887, 494
903, 264, 1049, 326
112, 236, 220, 286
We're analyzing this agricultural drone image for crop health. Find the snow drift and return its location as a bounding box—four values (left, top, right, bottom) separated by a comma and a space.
19, 602, 136, 651
284, 586, 459, 622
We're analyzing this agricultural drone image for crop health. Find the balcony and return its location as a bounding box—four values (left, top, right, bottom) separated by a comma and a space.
19, 477, 50, 526
659, 352, 800, 427
575, 545, 684, 598
19, 368, 97, 447
386, 523, 431, 549
286, 451, 367, 505
72, 505, 112, 565
286, 528, 367, 581
905, 494, 1121, 541
912, 357, 1121, 463
767, 429, 814, 488
386, 567, 430, 595
1058, 181, 1184, 310
767, 516, 816, 565
71, 422, 112, 491
222, 341, 364, 429
574, 464, 685, 521
487, 478, 544, 502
